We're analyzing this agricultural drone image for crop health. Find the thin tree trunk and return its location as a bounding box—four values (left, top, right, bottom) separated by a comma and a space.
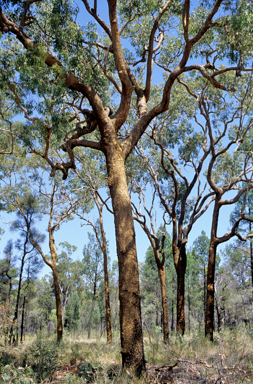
97, 203, 112, 343
157, 264, 169, 341
49, 234, 63, 343
188, 292, 191, 332
20, 296, 26, 342
6, 273, 12, 303
171, 299, 174, 332
13, 253, 26, 344
204, 265, 206, 323
104, 257, 112, 343
105, 137, 145, 375
88, 277, 97, 339
250, 219, 253, 289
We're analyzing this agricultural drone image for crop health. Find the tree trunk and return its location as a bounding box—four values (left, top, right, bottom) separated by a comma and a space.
12, 253, 26, 344
157, 263, 169, 341
203, 265, 206, 323
52, 266, 63, 342
88, 277, 97, 339
171, 299, 174, 332
104, 135, 145, 376
49, 236, 63, 342
20, 295, 26, 342
205, 242, 217, 340
215, 294, 221, 332
104, 257, 112, 343
175, 245, 186, 335
188, 292, 191, 332
250, 219, 253, 289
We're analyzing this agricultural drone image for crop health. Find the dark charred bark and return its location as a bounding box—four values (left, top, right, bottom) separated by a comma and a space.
20, 295, 26, 342
205, 241, 217, 340
174, 244, 187, 335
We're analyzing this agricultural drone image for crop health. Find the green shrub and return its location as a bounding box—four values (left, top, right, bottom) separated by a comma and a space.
0, 364, 35, 383
24, 335, 59, 382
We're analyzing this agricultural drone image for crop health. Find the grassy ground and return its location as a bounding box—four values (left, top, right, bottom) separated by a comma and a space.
1, 325, 253, 383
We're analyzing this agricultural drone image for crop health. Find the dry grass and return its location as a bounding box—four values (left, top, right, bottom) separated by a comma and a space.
2, 326, 253, 383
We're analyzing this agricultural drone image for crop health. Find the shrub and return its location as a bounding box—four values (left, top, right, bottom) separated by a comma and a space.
0, 364, 35, 383
24, 335, 59, 382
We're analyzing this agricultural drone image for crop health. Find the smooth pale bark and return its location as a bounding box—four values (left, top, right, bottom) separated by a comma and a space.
104, 129, 145, 375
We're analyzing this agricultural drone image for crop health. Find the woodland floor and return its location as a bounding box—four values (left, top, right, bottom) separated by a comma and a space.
2, 326, 253, 383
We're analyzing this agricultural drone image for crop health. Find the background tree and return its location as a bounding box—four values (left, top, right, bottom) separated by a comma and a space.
141, 232, 176, 339
131, 182, 170, 341
192, 231, 210, 324
73, 165, 112, 343
0, 240, 18, 304
230, 189, 253, 287
8, 194, 43, 344
82, 232, 104, 339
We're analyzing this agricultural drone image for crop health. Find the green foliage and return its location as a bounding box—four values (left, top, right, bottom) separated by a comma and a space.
64, 289, 81, 332
25, 335, 59, 382
0, 302, 16, 347
0, 364, 35, 384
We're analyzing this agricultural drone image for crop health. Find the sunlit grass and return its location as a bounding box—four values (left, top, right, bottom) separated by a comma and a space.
2, 326, 253, 382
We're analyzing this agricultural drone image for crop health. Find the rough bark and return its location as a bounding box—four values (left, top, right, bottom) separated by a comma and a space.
205, 241, 217, 340
173, 244, 187, 335
49, 237, 63, 343
157, 254, 169, 341
104, 128, 145, 376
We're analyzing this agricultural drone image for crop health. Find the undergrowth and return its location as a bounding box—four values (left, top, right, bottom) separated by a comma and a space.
1, 326, 253, 383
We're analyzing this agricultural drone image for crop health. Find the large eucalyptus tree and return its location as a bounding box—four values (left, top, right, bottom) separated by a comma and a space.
1, 0, 253, 374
